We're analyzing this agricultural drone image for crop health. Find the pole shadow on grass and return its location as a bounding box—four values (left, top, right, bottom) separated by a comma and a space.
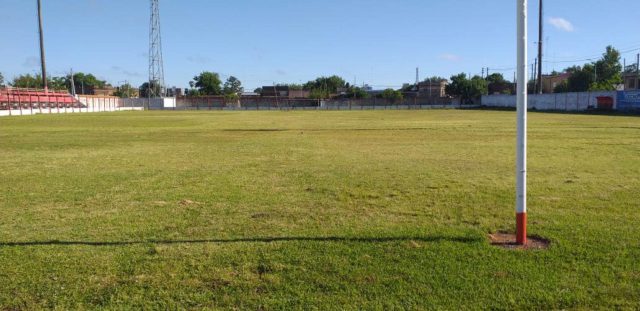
0, 235, 482, 247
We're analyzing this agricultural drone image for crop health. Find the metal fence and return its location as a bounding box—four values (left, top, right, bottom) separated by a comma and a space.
170, 96, 465, 111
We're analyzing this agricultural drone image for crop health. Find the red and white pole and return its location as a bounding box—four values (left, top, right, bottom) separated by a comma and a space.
516, 0, 528, 245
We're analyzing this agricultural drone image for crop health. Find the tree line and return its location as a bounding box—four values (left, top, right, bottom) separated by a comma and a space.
442, 45, 626, 103
1, 72, 109, 95
1, 45, 626, 101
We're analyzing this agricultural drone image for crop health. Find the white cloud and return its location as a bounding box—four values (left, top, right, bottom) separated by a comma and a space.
439, 53, 461, 62
548, 17, 574, 32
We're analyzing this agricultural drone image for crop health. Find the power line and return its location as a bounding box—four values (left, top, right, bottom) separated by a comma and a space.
544, 47, 640, 64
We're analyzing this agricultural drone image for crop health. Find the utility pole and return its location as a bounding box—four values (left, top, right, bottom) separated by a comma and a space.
482, 68, 485, 79
70, 68, 76, 96
37, 0, 48, 92
533, 58, 538, 90
487, 67, 490, 77
537, 0, 543, 94
531, 63, 535, 81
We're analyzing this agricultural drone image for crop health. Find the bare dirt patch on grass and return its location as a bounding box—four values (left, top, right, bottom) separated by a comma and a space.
489, 233, 550, 250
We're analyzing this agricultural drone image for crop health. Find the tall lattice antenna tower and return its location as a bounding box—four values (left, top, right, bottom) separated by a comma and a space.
149, 0, 165, 98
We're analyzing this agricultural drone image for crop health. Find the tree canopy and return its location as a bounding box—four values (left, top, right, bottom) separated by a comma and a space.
486, 73, 513, 95
346, 87, 369, 99
276, 83, 303, 91
10, 74, 46, 89
189, 71, 222, 96
139, 81, 162, 98
10, 72, 107, 94
446, 73, 488, 103
223, 76, 244, 95
554, 46, 622, 93
423, 76, 448, 83
70, 72, 107, 94
303, 76, 346, 94
381, 89, 403, 103
114, 83, 136, 98
401, 76, 448, 92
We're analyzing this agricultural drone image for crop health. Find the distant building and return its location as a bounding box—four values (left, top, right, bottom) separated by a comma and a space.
260, 86, 310, 98
241, 91, 260, 97
115, 86, 140, 98
288, 90, 311, 98
336, 87, 349, 96
623, 64, 639, 90
93, 86, 116, 96
541, 73, 570, 93
417, 80, 447, 98
166, 87, 183, 97
261, 86, 289, 97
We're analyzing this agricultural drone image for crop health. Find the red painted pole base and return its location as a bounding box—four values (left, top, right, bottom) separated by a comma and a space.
516, 213, 527, 245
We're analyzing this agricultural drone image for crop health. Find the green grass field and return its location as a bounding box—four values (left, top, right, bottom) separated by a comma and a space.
0, 110, 638, 309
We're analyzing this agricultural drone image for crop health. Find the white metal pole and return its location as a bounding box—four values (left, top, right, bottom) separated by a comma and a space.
516, 0, 528, 245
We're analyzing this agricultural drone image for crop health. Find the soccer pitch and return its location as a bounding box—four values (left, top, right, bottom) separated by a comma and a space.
0, 110, 638, 309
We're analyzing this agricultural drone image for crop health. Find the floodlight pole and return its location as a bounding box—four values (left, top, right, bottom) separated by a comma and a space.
516, 0, 528, 245
37, 0, 48, 93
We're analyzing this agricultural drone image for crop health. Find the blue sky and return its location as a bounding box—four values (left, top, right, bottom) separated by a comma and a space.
1, 0, 639, 90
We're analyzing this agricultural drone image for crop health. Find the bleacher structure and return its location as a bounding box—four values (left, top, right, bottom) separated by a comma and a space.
0, 87, 132, 117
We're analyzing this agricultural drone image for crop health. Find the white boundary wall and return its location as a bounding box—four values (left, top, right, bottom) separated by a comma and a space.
0, 106, 143, 117
481, 91, 617, 111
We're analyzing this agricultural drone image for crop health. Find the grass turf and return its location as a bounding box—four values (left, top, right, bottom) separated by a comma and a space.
0, 110, 638, 309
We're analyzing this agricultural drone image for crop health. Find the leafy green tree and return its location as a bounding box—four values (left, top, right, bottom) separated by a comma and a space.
224, 92, 240, 103
485, 73, 506, 85
303, 76, 346, 94
50, 77, 68, 91
590, 46, 622, 91
446, 73, 488, 104
469, 76, 489, 98
423, 76, 447, 83
254, 87, 262, 94
381, 89, 404, 103
190, 71, 222, 95
486, 73, 513, 95
68, 72, 107, 94
553, 81, 569, 93
11, 74, 43, 88
9, 72, 106, 93
223, 76, 243, 95
139, 81, 162, 98
402, 76, 447, 92
114, 83, 136, 98
594, 46, 622, 83
276, 83, 303, 91
309, 88, 330, 99
554, 46, 623, 93
346, 87, 369, 99
565, 65, 595, 92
